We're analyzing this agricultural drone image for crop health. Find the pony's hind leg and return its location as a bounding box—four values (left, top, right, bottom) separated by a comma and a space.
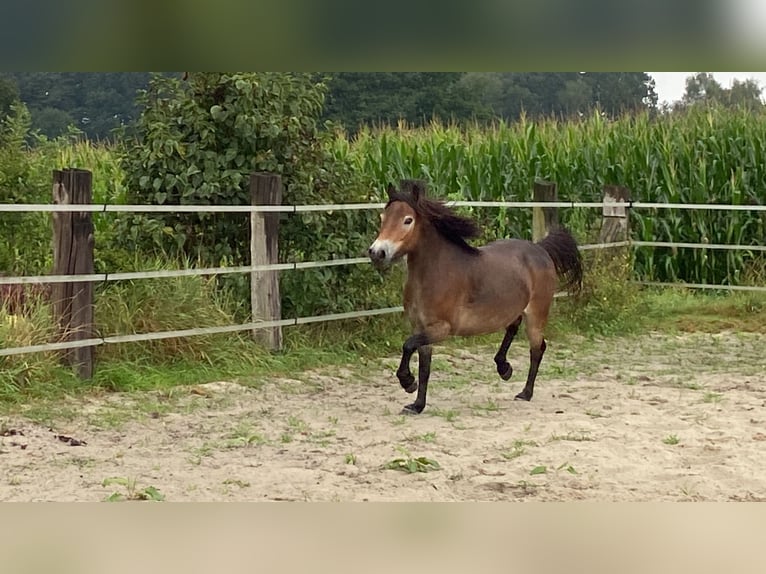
516, 339, 546, 401
494, 315, 523, 380
515, 308, 549, 401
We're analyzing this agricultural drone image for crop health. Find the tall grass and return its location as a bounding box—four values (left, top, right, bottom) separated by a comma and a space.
0, 294, 73, 402
333, 105, 766, 285
0, 128, 126, 276
0, 264, 265, 402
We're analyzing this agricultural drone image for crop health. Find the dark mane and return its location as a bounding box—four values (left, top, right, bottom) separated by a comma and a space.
386, 183, 481, 255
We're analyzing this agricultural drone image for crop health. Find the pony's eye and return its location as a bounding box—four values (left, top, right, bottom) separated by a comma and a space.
403, 217, 414, 225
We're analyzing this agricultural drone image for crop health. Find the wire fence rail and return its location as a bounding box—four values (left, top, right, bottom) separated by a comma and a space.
0, 243, 633, 286
0, 307, 406, 358
3, 200, 766, 213
2, 183, 765, 364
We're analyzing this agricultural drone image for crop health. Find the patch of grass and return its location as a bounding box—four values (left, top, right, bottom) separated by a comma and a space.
642, 288, 766, 334
287, 416, 308, 430
87, 407, 134, 430
501, 439, 537, 460
414, 431, 437, 443
547, 363, 580, 378
471, 398, 501, 414
667, 379, 704, 391
223, 422, 267, 448
528, 462, 578, 476
429, 408, 459, 422
383, 447, 441, 474
703, 392, 723, 404
307, 429, 336, 447
102, 476, 165, 502
663, 434, 680, 445
188, 443, 215, 465
19, 404, 79, 427
553, 250, 645, 337
222, 479, 250, 489
344, 453, 357, 465
282, 313, 410, 359
440, 376, 475, 391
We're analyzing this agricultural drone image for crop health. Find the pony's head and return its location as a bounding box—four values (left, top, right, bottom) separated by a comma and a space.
368, 180, 480, 268
367, 181, 424, 268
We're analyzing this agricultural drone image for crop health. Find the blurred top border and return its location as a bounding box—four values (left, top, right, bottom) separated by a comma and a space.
1, 0, 764, 70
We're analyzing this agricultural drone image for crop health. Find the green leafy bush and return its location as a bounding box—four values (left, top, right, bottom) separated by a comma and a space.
0, 104, 51, 275
117, 72, 397, 318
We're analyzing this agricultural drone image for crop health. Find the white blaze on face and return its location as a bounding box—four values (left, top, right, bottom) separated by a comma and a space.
368, 238, 399, 263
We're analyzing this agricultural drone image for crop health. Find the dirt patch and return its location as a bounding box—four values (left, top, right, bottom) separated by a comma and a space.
2, 331, 765, 501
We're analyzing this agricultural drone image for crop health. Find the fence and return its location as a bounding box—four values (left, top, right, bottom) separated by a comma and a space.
1, 169, 765, 378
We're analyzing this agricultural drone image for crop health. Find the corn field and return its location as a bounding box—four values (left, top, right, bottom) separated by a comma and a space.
332, 105, 766, 286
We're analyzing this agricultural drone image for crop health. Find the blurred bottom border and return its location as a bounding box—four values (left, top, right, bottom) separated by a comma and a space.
0, 502, 764, 574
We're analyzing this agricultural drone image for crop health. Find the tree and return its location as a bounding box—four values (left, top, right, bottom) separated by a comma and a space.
557, 78, 592, 115
462, 73, 657, 121
0, 76, 20, 119
30, 106, 76, 137
682, 73, 725, 105
581, 72, 658, 116
455, 72, 503, 121
679, 72, 763, 110
323, 73, 468, 129
727, 78, 763, 109
4, 72, 156, 140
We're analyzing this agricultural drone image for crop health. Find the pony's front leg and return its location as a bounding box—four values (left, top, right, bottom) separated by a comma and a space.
396, 333, 429, 393
402, 345, 432, 414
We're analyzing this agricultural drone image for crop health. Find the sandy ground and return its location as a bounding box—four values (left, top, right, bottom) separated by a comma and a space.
1, 330, 765, 501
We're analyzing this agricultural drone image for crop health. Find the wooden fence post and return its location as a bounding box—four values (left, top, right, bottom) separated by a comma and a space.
250, 172, 283, 351
52, 168, 95, 379
598, 185, 631, 244
532, 180, 558, 242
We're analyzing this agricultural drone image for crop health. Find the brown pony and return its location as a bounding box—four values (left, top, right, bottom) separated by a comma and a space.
368, 180, 582, 414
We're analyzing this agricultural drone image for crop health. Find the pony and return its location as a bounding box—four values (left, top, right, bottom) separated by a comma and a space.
368, 180, 582, 414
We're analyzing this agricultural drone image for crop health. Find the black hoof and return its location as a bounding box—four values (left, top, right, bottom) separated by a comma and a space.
514, 391, 532, 401
497, 362, 513, 381
403, 381, 418, 394
398, 372, 417, 393
401, 402, 424, 415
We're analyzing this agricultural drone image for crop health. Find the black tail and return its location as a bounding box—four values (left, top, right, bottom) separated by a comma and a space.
538, 227, 583, 293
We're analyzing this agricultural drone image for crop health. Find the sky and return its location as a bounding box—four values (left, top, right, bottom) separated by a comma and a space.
648, 72, 766, 105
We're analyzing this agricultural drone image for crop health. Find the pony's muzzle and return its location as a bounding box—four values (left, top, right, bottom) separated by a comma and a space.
368, 241, 393, 268
368, 246, 386, 263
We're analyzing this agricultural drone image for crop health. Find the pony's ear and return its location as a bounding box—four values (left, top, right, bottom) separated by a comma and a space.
386, 183, 397, 200
411, 181, 426, 203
